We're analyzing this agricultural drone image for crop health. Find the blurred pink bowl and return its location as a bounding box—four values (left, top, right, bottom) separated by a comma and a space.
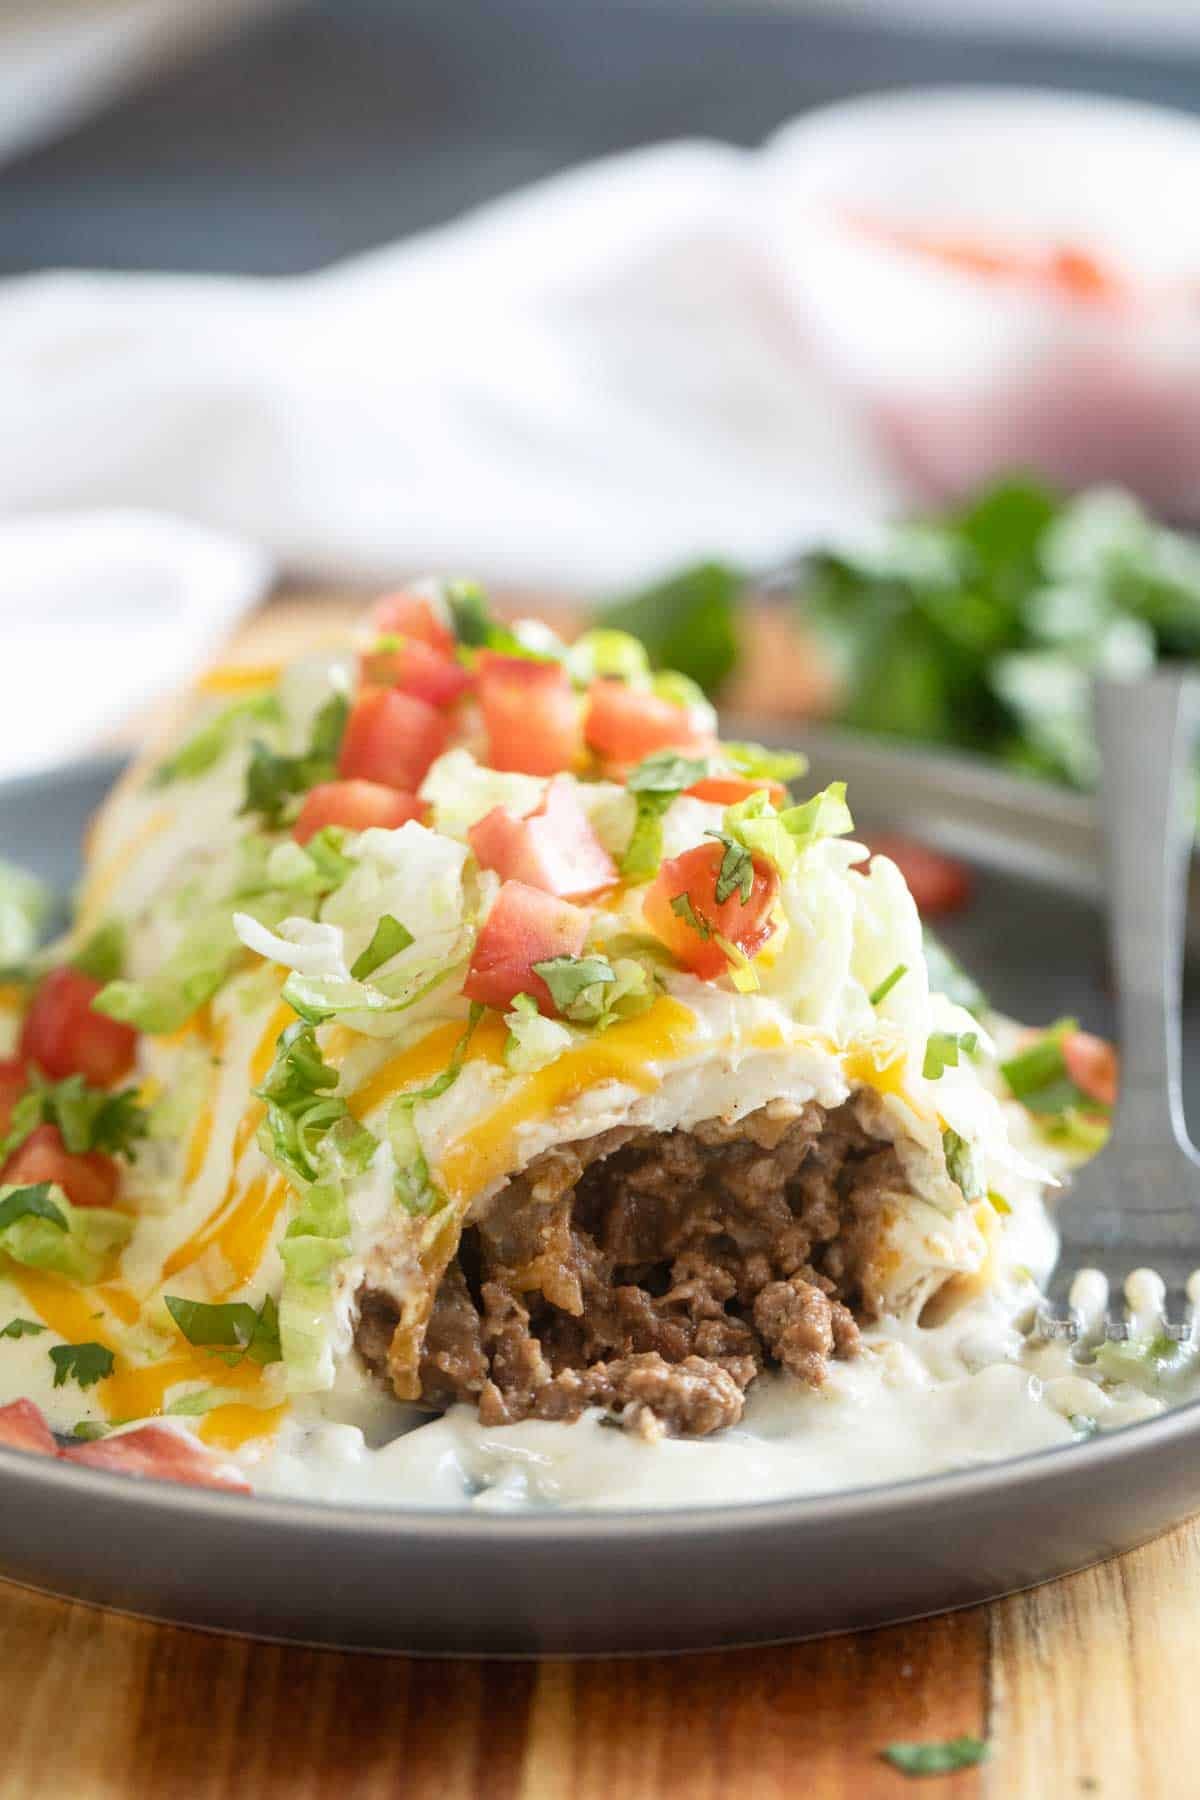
759, 88, 1200, 517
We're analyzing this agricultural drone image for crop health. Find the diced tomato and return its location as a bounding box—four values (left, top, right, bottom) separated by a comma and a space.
478, 654, 581, 776
338, 687, 448, 792
585, 679, 711, 764
360, 637, 472, 708
0, 1058, 28, 1140
60, 1424, 251, 1493
21, 966, 137, 1086
1063, 1030, 1119, 1110
370, 590, 455, 658
0, 1399, 56, 1458
1, 1124, 120, 1211
469, 776, 617, 898
293, 780, 423, 845
463, 881, 589, 1014
643, 842, 780, 981
864, 835, 973, 917
685, 774, 788, 807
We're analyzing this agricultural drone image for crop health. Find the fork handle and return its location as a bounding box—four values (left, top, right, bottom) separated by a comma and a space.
1094, 670, 1198, 1158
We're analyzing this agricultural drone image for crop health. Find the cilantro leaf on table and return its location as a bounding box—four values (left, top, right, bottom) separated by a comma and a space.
0, 1317, 46, 1339
881, 1734, 990, 1775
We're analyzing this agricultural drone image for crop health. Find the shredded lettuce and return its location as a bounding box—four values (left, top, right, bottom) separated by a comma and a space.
152, 692, 281, 786
387, 1005, 483, 1214
565, 629, 650, 688
620, 751, 712, 881
720, 783, 854, 881
923, 1030, 979, 1081
0, 858, 52, 972
722, 741, 807, 785
532, 955, 655, 1027
503, 994, 573, 1073
240, 692, 348, 825
0, 1182, 132, 1283
71, 920, 126, 982
256, 1021, 377, 1187
254, 1021, 381, 1391
942, 1126, 985, 1201
350, 914, 414, 981
96, 894, 295, 1034
1000, 1018, 1096, 1116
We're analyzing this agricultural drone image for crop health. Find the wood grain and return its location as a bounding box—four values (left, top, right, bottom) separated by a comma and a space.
0, 1581, 988, 1800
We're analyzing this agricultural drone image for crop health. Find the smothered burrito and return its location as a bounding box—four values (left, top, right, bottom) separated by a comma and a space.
0, 584, 1109, 1503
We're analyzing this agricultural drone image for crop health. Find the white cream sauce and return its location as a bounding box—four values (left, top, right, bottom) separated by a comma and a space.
238, 1205, 1188, 1514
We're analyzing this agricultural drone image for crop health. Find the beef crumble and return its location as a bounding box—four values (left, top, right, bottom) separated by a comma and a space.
356, 1098, 908, 1438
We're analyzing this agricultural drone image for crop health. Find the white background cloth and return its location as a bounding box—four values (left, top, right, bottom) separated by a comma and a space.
0, 139, 894, 600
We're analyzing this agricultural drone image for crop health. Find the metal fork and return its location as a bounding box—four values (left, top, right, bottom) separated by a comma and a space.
1034, 669, 1200, 1351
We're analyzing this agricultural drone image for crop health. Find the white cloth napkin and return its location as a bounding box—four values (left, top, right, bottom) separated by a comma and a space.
0, 510, 271, 778
0, 140, 896, 596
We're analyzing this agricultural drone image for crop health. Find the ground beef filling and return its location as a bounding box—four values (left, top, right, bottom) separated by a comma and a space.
356, 1098, 904, 1439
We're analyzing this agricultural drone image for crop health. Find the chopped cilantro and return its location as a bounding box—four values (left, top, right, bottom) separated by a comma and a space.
0, 1317, 46, 1339
534, 956, 617, 1014
881, 1735, 990, 1775
923, 1030, 979, 1081
1, 1073, 148, 1163
164, 1294, 282, 1366
868, 963, 907, 1006
705, 831, 754, 905
350, 914, 414, 982
49, 1341, 114, 1390
625, 752, 711, 795
670, 893, 711, 940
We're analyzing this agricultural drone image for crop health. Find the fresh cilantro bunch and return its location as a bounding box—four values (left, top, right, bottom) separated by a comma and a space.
800, 479, 1200, 789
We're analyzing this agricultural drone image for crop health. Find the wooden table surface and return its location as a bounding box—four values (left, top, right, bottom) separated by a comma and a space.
7, 590, 1196, 1799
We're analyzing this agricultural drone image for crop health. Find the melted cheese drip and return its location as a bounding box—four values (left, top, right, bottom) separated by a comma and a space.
160, 1174, 285, 1290
348, 1014, 509, 1120
437, 997, 695, 1204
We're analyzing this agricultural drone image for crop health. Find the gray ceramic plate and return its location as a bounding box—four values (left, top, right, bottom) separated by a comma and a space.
1, 742, 1199, 1658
